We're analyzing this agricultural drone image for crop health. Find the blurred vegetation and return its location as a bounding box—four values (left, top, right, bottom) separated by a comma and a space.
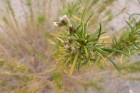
60, 0, 115, 31
121, 62, 140, 73
0, 0, 139, 93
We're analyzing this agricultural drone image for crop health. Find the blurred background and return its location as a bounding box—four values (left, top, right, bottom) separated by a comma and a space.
0, 0, 139, 93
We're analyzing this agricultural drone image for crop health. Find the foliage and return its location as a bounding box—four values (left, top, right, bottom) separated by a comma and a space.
51, 12, 140, 75
52, 17, 108, 75
60, 0, 115, 30
0, 0, 139, 93
111, 21, 140, 56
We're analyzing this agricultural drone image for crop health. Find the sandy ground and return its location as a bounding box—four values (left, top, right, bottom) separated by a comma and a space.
109, 0, 140, 32
0, 0, 140, 31
0, 0, 140, 93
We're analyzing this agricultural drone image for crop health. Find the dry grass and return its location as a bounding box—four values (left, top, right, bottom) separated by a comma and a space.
0, 0, 137, 93
0, 0, 57, 92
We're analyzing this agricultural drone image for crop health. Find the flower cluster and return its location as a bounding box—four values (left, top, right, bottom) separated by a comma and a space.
53, 15, 77, 54
53, 15, 69, 26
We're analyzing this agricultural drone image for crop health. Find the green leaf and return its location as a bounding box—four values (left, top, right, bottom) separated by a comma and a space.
94, 56, 101, 65
101, 48, 129, 57
94, 24, 102, 45
96, 48, 120, 72
126, 21, 134, 32
96, 23, 102, 41
86, 12, 94, 23
82, 23, 87, 38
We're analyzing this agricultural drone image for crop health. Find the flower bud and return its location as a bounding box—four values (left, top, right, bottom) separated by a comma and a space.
53, 22, 63, 27
64, 41, 68, 45
53, 22, 59, 26
71, 47, 77, 54
64, 45, 71, 51
64, 45, 70, 49
68, 36, 73, 43
59, 15, 69, 25
69, 24, 76, 34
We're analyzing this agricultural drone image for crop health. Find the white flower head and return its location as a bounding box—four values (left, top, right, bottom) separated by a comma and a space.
59, 15, 69, 25
59, 15, 68, 21
53, 22, 59, 26
53, 15, 69, 27
64, 45, 70, 49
